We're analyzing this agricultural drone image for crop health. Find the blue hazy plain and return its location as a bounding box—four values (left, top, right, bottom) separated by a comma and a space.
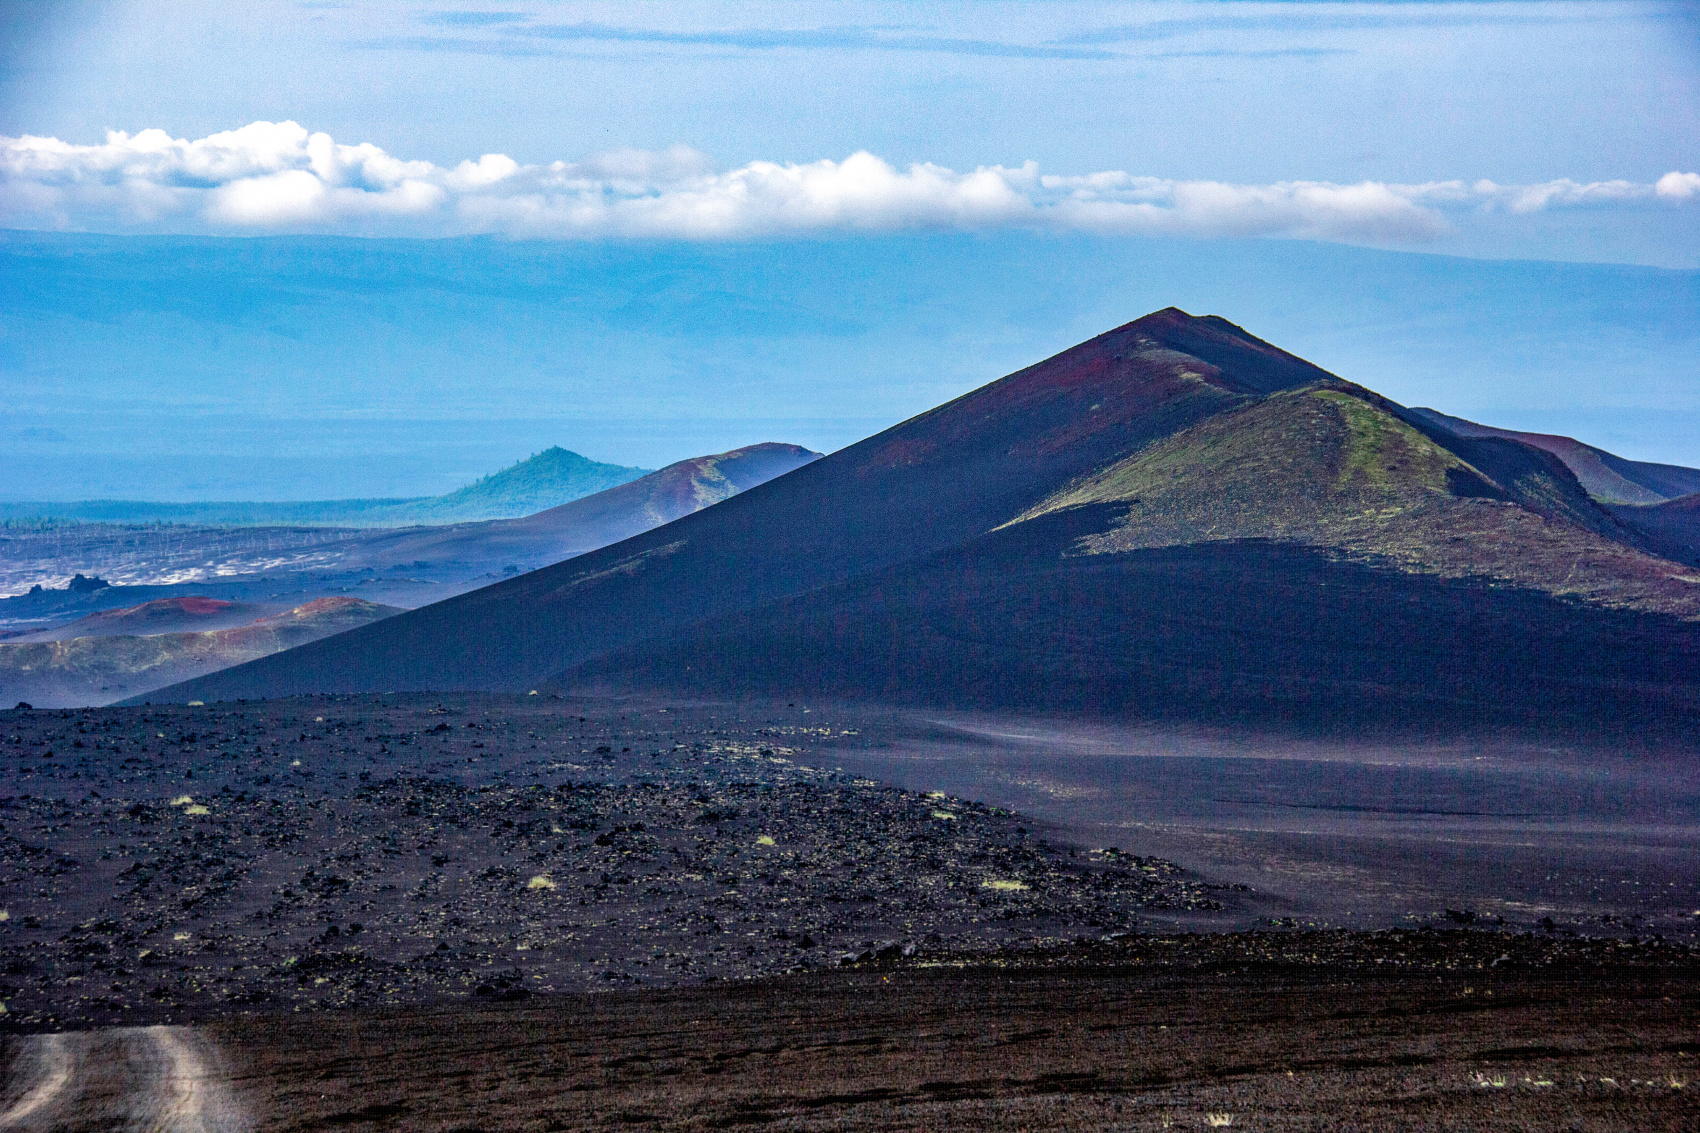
3, 229, 1697, 501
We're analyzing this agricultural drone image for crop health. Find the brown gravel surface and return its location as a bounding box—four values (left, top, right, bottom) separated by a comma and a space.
214, 940, 1699, 1131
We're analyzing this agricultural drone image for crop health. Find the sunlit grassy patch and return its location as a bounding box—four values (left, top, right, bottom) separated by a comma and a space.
981, 878, 1028, 892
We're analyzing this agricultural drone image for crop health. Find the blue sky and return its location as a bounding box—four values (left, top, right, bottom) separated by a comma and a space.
4, 1, 1697, 263
0, 2, 1696, 499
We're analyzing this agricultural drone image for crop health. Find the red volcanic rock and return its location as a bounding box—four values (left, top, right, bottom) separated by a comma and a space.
259, 597, 372, 620
15, 597, 263, 642
97, 596, 234, 620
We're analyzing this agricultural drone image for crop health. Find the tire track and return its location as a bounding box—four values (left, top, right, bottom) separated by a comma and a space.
0, 1033, 74, 1127
0, 1027, 245, 1132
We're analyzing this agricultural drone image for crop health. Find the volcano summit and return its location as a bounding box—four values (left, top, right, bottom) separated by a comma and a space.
154, 309, 1700, 734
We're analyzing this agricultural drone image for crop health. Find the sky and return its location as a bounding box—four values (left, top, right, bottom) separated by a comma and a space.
0, 1, 1697, 499
3, 1, 1697, 263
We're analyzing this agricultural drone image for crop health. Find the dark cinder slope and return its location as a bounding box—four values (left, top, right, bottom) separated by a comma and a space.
150, 310, 1335, 702
1408, 407, 1700, 505
154, 310, 1700, 729
1610, 492, 1700, 568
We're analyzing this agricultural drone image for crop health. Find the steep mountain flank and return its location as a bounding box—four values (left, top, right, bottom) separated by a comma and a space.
146, 310, 1339, 702
151, 310, 1700, 731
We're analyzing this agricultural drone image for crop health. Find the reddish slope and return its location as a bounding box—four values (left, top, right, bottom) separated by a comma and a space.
11, 597, 274, 642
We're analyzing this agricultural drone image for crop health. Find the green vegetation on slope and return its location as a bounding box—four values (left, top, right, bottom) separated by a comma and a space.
379, 447, 650, 524
1014, 382, 1700, 618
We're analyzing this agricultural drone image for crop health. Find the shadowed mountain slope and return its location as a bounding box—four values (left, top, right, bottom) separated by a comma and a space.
148, 310, 1339, 702
1609, 492, 1700, 569
1408, 407, 1700, 505
557, 519, 1700, 730
1, 597, 399, 708
152, 310, 1700, 729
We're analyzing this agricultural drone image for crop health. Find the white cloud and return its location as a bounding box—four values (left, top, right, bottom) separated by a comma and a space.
1656, 171, 1700, 201
2, 122, 1694, 243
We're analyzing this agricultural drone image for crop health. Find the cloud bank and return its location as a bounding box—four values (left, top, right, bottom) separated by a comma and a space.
3, 122, 1694, 244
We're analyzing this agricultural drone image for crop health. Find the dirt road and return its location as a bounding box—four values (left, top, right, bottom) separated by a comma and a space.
0, 1026, 244, 1132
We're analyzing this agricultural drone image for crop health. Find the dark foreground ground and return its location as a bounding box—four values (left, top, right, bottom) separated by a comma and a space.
222, 948, 1700, 1132
2, 942, 1696, 1131
3, 693, 1699, 1029
1, 693, 1696, 1128
0, 694, 1245, 1029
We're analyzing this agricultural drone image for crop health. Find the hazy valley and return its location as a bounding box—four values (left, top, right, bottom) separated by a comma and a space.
0, 444, 819, 706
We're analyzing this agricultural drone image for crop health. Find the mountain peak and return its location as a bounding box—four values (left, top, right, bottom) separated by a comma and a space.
386, 448, 651, 523
151, 312, 1700, 732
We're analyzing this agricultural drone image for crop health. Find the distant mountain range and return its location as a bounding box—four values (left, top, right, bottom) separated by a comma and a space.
152, 309, 1700, 734
267, 442, 825, 582
0, 443, 821, 705
0, 447, 650, 528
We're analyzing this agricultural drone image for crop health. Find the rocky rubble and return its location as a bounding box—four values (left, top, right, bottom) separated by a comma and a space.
0, 694, 1234, 1028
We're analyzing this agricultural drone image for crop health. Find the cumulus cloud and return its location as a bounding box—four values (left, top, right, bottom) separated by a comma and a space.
2, 122, 1694, 243
1656, 171, 1700, 201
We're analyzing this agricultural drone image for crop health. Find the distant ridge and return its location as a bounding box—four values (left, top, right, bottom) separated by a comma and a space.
0, 596, 399, 708
1407, 407, 1700, 505
313, 442, 825, 578
152, 309, 1700, 733
378, 447, 651, 524
0, 447, 651, 528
